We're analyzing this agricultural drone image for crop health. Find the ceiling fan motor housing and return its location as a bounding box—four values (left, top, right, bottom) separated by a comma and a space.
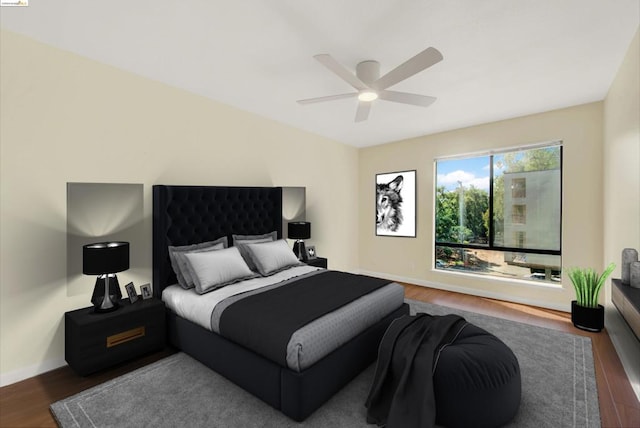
356, 60, 380, 85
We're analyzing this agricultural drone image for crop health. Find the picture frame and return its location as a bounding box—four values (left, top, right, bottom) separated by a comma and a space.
124, 282, 138, 303
375, 170, 416, 237
306, 245, 317, 260
140, 283, 153, 300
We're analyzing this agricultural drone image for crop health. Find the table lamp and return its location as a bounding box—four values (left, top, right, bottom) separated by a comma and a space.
83, 242, 129, 313
288, 222, 311, 261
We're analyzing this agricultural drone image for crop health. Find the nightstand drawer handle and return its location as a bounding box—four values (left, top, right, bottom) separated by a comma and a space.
107, 326, 145, 348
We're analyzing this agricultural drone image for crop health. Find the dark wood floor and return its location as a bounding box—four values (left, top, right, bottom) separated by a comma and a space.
1, 284, 638, 427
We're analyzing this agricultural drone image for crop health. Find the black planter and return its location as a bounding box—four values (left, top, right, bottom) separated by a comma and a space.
571, 301, 604, 332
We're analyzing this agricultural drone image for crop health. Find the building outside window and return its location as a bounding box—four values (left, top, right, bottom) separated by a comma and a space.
434, 143, 562, 283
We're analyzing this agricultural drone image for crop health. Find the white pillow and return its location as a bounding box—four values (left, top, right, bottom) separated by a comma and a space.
175, 243, 225, 289
244, 239, 302, 276
168, 237, 228, 289
184, 247, 255, 294
233, 231, 278, 271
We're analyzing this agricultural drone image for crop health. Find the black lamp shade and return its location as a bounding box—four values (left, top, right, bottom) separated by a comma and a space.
288, 222, 311, 240
83, 242, 130, 275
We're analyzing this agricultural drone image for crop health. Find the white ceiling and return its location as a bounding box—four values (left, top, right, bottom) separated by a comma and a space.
2, 1, 638, 147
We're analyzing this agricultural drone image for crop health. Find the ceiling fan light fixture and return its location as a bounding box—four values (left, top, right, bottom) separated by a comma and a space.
358, 90, 378, 102
298, 47, 443, 121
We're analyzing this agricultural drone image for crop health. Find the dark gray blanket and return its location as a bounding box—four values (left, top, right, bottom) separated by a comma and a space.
365, 313, 468, 428
219, 271, 391, 367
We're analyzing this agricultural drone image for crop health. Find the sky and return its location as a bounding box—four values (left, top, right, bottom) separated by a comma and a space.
436, 156, 493, 191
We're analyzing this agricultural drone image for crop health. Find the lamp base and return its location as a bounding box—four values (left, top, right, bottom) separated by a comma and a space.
293, 240, 308, 262
91, 274, 122, 313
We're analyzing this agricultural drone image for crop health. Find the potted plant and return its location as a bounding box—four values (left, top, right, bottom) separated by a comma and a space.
568, 262, 615, 332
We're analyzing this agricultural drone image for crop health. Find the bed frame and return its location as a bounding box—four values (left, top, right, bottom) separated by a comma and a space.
152, 185, 409, 421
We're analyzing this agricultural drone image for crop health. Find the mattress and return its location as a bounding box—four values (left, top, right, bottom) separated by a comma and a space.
162, 266, 405, 371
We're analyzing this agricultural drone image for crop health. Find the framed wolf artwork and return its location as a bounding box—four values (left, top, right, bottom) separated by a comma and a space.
375, 170, 416, 237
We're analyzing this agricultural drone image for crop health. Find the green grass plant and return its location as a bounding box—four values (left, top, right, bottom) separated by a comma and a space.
568, 262, 616, 308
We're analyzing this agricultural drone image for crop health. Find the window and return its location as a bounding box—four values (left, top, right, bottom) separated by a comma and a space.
512, 205, 526, 224
434, 143, 562, 284
512, 178, 526, 198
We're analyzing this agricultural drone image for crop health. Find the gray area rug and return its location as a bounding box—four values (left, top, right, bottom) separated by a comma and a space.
51, 299, 600, 427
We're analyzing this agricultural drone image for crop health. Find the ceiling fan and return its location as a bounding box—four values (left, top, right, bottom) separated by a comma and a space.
297, 47, 443, 122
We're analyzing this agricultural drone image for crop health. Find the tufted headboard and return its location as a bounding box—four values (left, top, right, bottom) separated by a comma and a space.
152, 185, 283, 298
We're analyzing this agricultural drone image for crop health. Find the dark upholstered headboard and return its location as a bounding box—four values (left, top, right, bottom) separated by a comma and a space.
152, 185, 283, 298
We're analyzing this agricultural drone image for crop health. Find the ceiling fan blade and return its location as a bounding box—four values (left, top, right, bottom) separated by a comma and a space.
314, 54, 368, 91
355, 101, 371, 122
373, 47, 443, 90
297, 92, 357, 105
378, 90, 437, 107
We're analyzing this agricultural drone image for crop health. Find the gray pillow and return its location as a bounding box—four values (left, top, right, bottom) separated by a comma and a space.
232, 231, 278, 245
232, 231, 277, 271
184, 247, 256, 294
168, 236, 228, 289
244, 239, 302, 276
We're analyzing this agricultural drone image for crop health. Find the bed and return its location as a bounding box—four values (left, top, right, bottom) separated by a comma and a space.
152, 185, 409, 421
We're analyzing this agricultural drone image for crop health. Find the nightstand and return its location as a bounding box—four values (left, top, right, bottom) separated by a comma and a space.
65, 298, 165, 376
306, 257, 328, 269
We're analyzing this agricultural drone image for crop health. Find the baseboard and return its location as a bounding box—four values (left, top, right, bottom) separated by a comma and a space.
605, 307, 640, 401
0, 358, 66, 387
357, 269, 569, 312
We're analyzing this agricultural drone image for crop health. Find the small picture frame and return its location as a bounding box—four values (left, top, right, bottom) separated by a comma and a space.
306, 245, 317, 260
124, 282, 138, 304
140, 283, 153, 300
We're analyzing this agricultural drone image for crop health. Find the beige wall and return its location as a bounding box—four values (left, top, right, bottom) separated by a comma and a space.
603, 28, 640, 286
603, 28, 640, 399
0, 31, 359, 384
359, 102, 604, 310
